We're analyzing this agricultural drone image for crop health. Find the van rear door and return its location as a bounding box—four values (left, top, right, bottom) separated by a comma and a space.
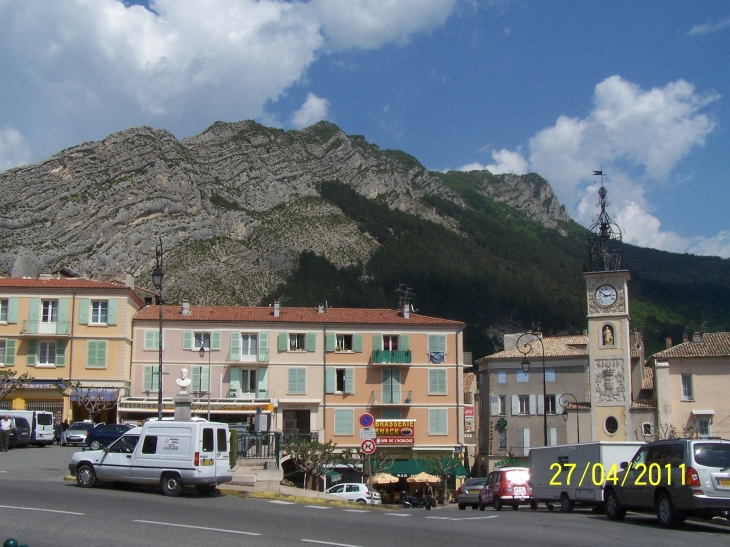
215, 426, 230, 479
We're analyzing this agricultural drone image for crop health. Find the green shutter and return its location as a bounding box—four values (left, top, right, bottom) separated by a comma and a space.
429, 410, 437, 433
78, 299, 89, 325
429, 409, 447, 434
55, 340, 66, 367
58, 298, 70, 324
145, 330, 159, 350
192, 367, 201, 391
278, 332, 288, 352
152, 366, 160, 391
183, 331, 193, 350
7, 298, 19, 324
427, 334, 446, 353
325, 368, 335, 393
5, 339, 16, 365
372, 334, 382, 351
345, 368, 354, 394
258, 332, 268, 362
297, 369, 306, 393
287, 368, 297, 393
86, 341, 107, 369
86, 341, 96, 368
334, 409, 354, 435
325, 333, 335, 352
211, 332, 221, 351
201, 365, 210, 392
229, 367, 240, 396
353, 334, 363, 353
26, 339, 37, 366
288, 368, 306, 393
28, 298, 40, 333
107, 299, 118, 325
306, 332, 316, 352
143, 366, 153, 391
230, 332, 241, 361
257, 367, 268, 397
429, 369, 446, 394
400, 335, 410, 351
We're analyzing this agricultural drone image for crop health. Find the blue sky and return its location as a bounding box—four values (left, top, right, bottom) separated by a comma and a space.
1, 0, 728, 257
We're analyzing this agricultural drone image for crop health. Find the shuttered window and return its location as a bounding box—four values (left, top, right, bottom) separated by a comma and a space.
428, 409, 448, 435
143, 365, 160, 391
427, 334, 446, 353
428, 369, 447, 394
86, 340, 108, 368
287, 368, 306, 394
334, 408, 354, 435
192, 366, 210, 392
0, 339, 15, 366
144, 330, 160, 350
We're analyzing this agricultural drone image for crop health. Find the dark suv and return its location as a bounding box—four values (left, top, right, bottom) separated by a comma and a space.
9, 417, 31, 448
86, 423, 135, 450
605, 439, 730, 528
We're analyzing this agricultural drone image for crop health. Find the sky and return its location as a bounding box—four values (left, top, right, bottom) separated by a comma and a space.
0, 0, 728, 258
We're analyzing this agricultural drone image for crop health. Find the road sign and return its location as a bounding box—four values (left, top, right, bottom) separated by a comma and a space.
361, 439, 376, 455
359, 428, 377, 440
359, 413, 374, 428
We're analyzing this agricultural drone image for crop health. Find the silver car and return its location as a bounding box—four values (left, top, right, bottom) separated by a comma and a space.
605, 439, 730, 528
457, 478, 487, 510
61, 421, 97, 446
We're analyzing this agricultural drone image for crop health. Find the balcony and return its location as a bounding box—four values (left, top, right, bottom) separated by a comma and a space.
21, 320, 71, 336
370, 390, 412, 406
225, 389, 268, 400
371, 350, 412, 365
462, 352, 472, 366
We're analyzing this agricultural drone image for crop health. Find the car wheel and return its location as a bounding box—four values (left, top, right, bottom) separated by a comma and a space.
656, 492, 685, 529
161, 473, 183, 497
76, 464, 97, 488
356, 498, 367, 504
604, 489, 626, 521
530, 500, 538, 511
494, 497, 502, 511
195, 483, 215, 496
547, 503, 555, 512
478, 502, 485, 511
560, 494, 574, 513
458, 503, 466, 510
90, 440, 103, 450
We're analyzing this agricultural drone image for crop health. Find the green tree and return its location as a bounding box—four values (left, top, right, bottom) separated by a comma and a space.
285, 439, 338, 490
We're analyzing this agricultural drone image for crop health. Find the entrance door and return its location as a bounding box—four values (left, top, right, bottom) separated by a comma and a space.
283, 410, 311, 435
96, 435, 138, 481
382, 369, 401, 404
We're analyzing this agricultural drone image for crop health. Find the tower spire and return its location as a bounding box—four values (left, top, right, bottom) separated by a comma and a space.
586, 170, 624, 272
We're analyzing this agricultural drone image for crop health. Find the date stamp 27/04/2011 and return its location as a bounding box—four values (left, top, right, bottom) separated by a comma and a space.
548, 462, 689, 487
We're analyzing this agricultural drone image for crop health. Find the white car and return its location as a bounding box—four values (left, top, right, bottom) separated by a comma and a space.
325, 483, 381, 505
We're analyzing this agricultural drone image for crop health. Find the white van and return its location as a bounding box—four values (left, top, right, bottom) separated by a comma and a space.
8, 410, 55, 446
68, 420, 232, 496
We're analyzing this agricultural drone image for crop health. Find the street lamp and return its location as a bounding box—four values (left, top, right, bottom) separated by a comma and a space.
152, 238, 164, 421
516, 331, 548, 447
199, 332, 211, 421
559, 393, 580, 444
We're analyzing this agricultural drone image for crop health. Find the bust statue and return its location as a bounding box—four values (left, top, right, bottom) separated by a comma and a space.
176, 368, 192, 392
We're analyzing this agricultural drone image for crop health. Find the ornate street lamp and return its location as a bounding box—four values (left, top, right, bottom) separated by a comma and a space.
559, 393, 580, 444
516, 331, 548, 447
199, 332, 211, 421
152, 238, 164, 421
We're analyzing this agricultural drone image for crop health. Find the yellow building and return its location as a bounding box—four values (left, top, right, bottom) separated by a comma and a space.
0, 273, 145, 421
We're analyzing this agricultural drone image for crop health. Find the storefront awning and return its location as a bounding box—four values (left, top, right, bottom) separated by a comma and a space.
385, 459, 469, 479
70, 389, 120, 402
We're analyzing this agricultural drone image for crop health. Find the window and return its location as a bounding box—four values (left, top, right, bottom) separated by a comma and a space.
329, 484, 344, 493
241, 369, 257, 393
0, 340, 4, 365
192, 366, 210, 392
90, 301, 108, 324
287, 368, 306, 394
545, 369, 556, 382
0, 300, 7, 322
86, 340, 108, 369
382, 368, 401, 404
516, 371, 529, 383
143, 365, 160, 391
497, 429, 507, 449
428, 408, 448, 435
142, 436, 158, 454
545, 395, 557, 414
427, 334, 446, 353
144, 330, 160, 350
346, 484, 360, 493
38, 341, 56, 366
517, 428, 530, 456
428, 369, 447, 395
108, 435, 139, 454
381, 409, 401, 419
547, 428, 557, 446
241, 334, 258, 358
217, 428, 228, 452
383, 335, 398, 351
698, 419, 712, 438
0, 339, 15, 366
604, 416, 619, 435
42, 300, 58, 323
336, 369, 346, 392
334, 408, 354, 435
519, 395, 530, 414
336, 334, 353, 352
499, 395, 506, 416
497, 371, 506, 384
202, 428, 214, 452
195, 332, 211, 349
642, 423, 653, 436
681, 374, 693, 401
289, 333, 306, 351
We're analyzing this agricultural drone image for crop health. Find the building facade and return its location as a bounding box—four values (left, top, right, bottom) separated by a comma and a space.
0, 275, 144, 421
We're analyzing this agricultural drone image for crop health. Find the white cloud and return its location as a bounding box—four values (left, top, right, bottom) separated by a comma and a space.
485, 148, 529, 175
458, 162, 487, 171
291, 93, 331, 129
0, 127, 30, 172
689, 16, 730, 36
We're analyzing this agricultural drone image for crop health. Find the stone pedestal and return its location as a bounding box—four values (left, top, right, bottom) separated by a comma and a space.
173, 392, 193, 421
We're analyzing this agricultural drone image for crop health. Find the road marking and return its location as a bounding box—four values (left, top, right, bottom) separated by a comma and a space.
386, 513, 411, 516
305, 505, 330, 509
269, 500, 295, 505
425, 516, 498, 521
0, 504, 84, 515
134, 520, 260, 536
342, 509, 369, 513
302, 540, 364, 547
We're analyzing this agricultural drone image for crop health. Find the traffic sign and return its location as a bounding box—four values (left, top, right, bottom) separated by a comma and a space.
361, 439, 376, 454
359, 428, 377, 440
359, 413, 374, 428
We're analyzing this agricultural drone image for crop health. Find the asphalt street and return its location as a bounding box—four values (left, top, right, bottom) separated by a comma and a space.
2, 445, 730, 547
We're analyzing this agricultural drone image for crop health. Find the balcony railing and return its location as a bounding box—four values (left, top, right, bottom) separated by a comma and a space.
21, 320, 71, 336
371, 350, 412, 364
225, 389, 268, 399
462, 352, 472, 366
464, 432, 476, 445
370, 390, 412, 405
464, 392, 474, 404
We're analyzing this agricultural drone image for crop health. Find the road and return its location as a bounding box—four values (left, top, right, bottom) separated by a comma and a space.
2, 445, 730, 547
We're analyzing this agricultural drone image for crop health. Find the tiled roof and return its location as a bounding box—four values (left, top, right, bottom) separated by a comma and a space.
463, 372, 476, 392
652, 333, 730, 359
477, 335, 589, 362
0, 277, 131, 290
133, 305, 465, 327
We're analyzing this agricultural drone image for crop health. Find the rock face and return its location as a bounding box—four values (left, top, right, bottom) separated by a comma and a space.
0, 120, 571, 304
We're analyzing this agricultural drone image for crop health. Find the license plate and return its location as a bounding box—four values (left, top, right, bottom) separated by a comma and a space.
717, 478, 730, 486
200, 459, 214, 466
514, 487, 526, 496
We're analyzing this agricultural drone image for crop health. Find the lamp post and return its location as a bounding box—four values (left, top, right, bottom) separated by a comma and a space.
199, 332, 211, 421
559, 393, 580, 444
152, 238, 164, 421
516, 331, 548, 447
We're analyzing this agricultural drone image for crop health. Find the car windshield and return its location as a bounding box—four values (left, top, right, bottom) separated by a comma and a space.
464, 479, 486, 486
13, 418, 29, 428
693, 444, 730, 468
69, 422, 94, 431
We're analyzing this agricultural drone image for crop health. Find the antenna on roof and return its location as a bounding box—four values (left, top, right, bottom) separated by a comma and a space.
278, 294, 291, 303
396, 283, 415, 310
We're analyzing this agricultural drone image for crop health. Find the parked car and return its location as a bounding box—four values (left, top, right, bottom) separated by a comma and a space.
604, 439, 730, 528
61, 421, 97, 446
457, 478, 487, 510
8, 416, 32, 448
325, 483, 382, 505
69, 421, 232, 496
85, 423, 135, 450
478, 467, 537, 511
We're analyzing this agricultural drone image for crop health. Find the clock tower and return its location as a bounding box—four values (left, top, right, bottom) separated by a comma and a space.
582, 173, 635, 441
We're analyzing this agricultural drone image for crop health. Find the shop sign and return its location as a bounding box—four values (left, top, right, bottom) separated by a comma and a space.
464, 406, 474, 420
375, 419, 415, 445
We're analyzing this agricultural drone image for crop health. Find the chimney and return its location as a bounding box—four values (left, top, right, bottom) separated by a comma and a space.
125, 274, 135, 290
317, 304, 325, 314
402, 304, 410, 319
665, 336, 672, 349
693, 332, 703, 344
273, 300, 280, 318
683, 330, 689, 343
181, 299, 191, 316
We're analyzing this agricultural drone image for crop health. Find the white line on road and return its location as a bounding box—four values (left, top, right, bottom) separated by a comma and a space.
342, 509, 369, 513
305, 505, 330, 509
134, 520, 261, 536
302, 539, 365, 547
425, 516, 498, 521
385, 513, 411, 516
0, 504, 84, 515
269, 500, 295, 505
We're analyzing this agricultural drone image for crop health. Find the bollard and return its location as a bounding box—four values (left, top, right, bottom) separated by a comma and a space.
4, 539, 18, 547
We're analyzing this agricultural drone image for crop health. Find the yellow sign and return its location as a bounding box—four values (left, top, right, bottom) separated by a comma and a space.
375, 419, 415, 444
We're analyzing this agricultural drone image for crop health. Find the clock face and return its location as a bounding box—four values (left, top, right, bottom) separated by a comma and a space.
595, 285, 617, 306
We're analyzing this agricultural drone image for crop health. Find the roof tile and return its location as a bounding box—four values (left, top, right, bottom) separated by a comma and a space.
478, 335, 589, 361
652, 333, 730, 359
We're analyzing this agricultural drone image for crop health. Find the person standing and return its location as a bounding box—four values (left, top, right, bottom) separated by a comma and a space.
0, 414, 13, 452
424, 482, 434, 510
